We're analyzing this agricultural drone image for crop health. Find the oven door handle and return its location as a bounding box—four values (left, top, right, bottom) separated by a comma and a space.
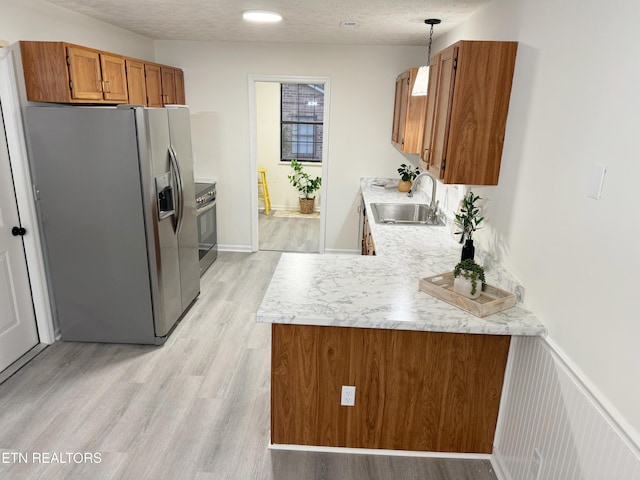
196, 200, 217, 215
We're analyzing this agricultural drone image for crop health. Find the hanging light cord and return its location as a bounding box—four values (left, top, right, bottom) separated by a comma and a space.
427, 24, 435, 64
424, 19, 441, 65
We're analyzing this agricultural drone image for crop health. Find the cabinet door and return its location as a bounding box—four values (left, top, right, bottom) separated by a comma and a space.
66, 46, 103, 101
445, 42, 517, 185
361, 212, 375, 256
402, 70, 426, 153
425, 46, 457, 180
161, 67, 177, 105
20, 41, 71, 103
391, 69, 426, 154
145, 64, 163, 107
100, 54, 128, 102
421, 41, 517, 185
391, 74, 405, 145
175, 69, 186, 105
126, 59, 147, 105
421, 55, 440, 167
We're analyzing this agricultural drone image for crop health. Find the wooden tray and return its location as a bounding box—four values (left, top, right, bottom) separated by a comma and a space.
419, 272, 517, 318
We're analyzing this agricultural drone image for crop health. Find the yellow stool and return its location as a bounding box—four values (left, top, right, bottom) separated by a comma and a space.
258, 168, 271, 215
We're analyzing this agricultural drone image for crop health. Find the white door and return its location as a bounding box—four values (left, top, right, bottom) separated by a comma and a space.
0, 103, 39, 372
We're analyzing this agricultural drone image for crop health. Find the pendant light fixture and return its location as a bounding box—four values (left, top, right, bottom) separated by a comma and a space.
411, 18, 441, 96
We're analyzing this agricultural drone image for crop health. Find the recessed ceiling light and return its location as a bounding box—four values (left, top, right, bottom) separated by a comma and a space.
242, 10, 283, 23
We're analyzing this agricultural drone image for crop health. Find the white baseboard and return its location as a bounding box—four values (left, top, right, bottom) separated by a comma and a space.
269, 443, 491, 460
262, 204, 321, 213
218, 244, 253, 253
490, 447, 512, 480
324, 248, 359, 255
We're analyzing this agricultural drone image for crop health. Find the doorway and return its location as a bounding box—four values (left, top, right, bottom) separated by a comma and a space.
248, 75, 330, 254
0, 49, 54, 380
0, 100, 40, 374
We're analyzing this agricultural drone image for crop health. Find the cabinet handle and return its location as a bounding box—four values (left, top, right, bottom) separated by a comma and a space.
97, 81, 103, 92
104, 81, 111, 93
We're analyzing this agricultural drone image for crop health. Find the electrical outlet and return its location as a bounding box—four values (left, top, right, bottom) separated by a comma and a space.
341, 385, 356, 406
516, 284, 526, 303
530, 449, 542, 480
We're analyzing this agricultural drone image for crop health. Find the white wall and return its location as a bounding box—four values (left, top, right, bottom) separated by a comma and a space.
256, 82, 322, 212
155, 41, 426, 250
433, 0, 640, 445
0, 0, 156, 339
0, 0, 154, 59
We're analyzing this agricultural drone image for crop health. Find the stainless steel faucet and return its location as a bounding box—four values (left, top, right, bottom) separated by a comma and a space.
408, 171, 439, 221
408, 171, 436, 203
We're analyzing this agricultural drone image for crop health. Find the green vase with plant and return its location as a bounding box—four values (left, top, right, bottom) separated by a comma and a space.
397, 163, 420, 192
287, 160, 322, 214
454, 191, 484, 260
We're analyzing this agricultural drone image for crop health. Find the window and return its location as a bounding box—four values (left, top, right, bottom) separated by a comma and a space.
281, 84, 324, 163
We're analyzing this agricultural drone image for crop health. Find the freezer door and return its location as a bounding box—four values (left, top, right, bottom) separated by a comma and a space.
167, 106, 200, 309
25, 106, 156, 344
141, 108, 183, 337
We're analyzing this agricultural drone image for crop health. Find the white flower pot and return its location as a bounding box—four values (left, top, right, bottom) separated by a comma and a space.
453, 275, 482, 299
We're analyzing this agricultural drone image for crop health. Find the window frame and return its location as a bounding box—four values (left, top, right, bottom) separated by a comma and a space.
280, 84, 324, 164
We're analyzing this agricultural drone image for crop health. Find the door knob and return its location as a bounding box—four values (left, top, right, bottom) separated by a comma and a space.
11, 226, 26, 236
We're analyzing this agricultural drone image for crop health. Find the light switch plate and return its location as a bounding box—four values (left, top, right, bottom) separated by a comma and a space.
588, 164, 606, 200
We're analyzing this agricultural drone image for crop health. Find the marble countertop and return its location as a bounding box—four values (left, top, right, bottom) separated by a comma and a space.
255, 178, 547, 336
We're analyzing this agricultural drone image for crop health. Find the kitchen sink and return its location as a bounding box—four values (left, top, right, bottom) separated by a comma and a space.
370, 203, 445, 226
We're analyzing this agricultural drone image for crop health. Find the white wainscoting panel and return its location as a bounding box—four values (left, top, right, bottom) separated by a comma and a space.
493, 336, 640, 480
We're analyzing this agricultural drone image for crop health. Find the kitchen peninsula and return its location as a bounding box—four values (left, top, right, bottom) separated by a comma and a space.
256, 178, 546, 454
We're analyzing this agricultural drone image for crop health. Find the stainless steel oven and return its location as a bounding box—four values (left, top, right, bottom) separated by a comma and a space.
195, 182, 217, 275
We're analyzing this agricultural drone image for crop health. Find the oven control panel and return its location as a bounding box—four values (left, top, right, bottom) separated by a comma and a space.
195, 182, 216, 209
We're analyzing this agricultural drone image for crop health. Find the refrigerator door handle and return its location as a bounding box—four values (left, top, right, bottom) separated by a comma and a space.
168, 145, 184, 234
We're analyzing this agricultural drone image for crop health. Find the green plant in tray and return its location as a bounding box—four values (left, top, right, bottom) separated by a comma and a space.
453, 258, 486, 295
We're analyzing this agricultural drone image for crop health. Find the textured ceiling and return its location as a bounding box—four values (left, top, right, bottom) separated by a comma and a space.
44, 0, 491, 45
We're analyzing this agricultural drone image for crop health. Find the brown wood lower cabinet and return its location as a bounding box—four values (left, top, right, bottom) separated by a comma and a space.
271, 324, 510, 453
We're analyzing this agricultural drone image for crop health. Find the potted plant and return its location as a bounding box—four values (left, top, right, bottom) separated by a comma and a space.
453, 258, 486, 299
454, 191, 484, 260
287, 159, 322, 214
397, 163, 420, 192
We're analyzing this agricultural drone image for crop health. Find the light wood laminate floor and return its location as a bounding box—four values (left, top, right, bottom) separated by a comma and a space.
0, 251, 497, 480
258, 212, 320, 253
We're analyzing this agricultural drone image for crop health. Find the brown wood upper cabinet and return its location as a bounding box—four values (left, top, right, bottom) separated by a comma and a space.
20, 41, 186, 107
125, 59, 147, 105
161, 67, 177, 104
391, 68, 427, 154
144, 63, 163, 107
175, 69, 185, 105
420, 41, 518, 185
21, 42, 128, 104
145, 64, 186, 106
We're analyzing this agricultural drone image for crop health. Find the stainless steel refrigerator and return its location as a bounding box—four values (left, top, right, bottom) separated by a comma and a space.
25, 105, 200, 345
